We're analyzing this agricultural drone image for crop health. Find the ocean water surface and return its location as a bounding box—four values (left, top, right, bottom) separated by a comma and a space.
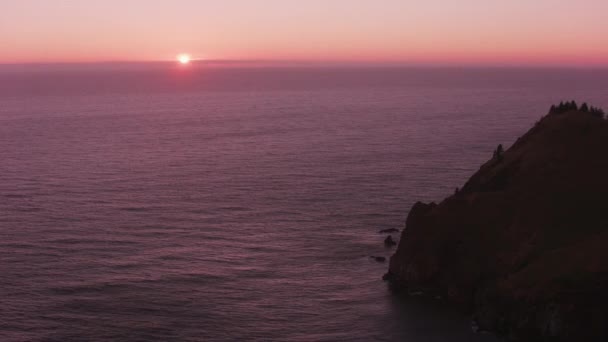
1, 66, 607, 341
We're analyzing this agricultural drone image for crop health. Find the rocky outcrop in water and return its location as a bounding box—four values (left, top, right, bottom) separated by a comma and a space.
387, 104, 608, 341
384, 236, 397, 247
371, 256, 387, 263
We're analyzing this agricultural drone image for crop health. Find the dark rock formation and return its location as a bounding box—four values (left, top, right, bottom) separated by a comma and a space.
388, 106, 608, 341
384, 235, 397, 247
379, 228, 400, 234
371, 256, 387, 263
382, 272, 395, 281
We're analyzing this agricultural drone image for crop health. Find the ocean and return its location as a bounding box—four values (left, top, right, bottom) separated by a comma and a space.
1, 66, 607, 341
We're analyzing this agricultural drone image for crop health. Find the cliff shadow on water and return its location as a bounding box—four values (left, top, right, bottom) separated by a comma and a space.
385, 102, 608, 341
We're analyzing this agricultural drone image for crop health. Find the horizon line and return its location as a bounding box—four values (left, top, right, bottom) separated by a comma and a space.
1, 59, 608, 70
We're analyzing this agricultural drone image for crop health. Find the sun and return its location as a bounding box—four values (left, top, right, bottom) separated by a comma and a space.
177, 54, 191, 65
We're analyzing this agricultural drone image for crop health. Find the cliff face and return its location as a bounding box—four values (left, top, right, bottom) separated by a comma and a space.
388, 108, 608, 341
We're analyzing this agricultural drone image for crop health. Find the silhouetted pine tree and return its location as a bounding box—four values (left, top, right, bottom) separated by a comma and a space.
566, 101, 578, 111
590, 106, 605, 119
493, 144, 504, 161
549, 105, 557, 114
551, 101, 604, 118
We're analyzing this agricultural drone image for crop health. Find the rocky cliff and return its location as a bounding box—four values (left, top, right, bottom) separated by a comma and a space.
387, 104, 608, 341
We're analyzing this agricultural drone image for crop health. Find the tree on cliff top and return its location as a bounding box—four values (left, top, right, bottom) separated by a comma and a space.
590, 106, 605, 119
548, 101, 605, 115
493, 144, 504, 161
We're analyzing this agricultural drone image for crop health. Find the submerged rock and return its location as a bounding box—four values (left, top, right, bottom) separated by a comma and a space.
387, 106, 608, 341
370, 256, 386, 263
382, 272, 394, 281
384, 235, 397, 247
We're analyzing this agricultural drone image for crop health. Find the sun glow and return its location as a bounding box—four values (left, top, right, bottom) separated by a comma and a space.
177, 54, 191, 65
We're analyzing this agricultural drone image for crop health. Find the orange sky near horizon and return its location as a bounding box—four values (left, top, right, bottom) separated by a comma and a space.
1, 0, 608, 66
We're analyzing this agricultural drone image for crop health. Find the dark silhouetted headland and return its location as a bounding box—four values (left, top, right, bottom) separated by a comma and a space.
386, 103, 608, 341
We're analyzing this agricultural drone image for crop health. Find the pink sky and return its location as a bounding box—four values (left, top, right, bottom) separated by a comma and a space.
1, 0, 608, 66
